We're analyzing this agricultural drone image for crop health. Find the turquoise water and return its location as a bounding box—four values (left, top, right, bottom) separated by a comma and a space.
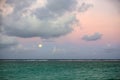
0, 61, 120, 80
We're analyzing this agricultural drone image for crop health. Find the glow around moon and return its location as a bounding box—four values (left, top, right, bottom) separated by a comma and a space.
38, 44, 42, 48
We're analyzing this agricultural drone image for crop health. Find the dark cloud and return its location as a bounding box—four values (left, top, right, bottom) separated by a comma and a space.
0, 34, 18, 49
1, 0, 78, 39
4, 0, 36, 20
34, 0, 77, 20
47, 0, 76, 15
34, 7, 54, 20
0, 0, 92, 39
82, 32, 102, 41
3, 15, 76, 38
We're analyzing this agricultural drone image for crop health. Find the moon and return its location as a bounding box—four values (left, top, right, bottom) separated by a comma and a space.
38, 44, 42, 48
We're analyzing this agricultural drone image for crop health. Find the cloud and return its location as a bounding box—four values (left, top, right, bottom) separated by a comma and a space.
82, 32, 102, 41
3, 14, 76, 38
46, 0, 77, 15
0, 34, 18, 49
0, 0, 92, 39
6, 0, 35, 12
0, 0, 13, 16
34, 0, 77, 20
78, 2, 93, 12
0, 0, 78, 39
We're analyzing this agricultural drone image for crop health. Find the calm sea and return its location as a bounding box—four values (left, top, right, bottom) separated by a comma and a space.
0, 60, 120, 80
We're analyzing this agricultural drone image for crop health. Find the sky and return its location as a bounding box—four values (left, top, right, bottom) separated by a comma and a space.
0, 0, 120, 59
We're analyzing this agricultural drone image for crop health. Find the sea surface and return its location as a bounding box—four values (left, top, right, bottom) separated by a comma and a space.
0, 60, 120, 80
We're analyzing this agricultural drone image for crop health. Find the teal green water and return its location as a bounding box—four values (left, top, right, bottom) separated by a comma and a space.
0, 61, 120, 80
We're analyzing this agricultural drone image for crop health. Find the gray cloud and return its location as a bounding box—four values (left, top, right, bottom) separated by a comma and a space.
47, 0, 76, 15
0, 0, 13, 17
6, 0, 36, 12
4, 0, 36, 20
34, 0, 77, 20
0, 0, 78, 39
82, 32, 102, 41
0, 34, 18, 49
34, 7, 54, 20
78, 3, 93, 12
3, 15, 76, 38
0, 0, 92, 39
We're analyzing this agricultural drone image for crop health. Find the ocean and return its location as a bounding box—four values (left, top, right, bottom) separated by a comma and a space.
0, 60, 120, 80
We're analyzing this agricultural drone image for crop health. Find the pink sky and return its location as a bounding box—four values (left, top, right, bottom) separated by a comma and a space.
54, 0, 120, 45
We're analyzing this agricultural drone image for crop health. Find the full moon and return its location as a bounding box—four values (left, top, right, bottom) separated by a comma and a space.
38, 44, 42, 48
